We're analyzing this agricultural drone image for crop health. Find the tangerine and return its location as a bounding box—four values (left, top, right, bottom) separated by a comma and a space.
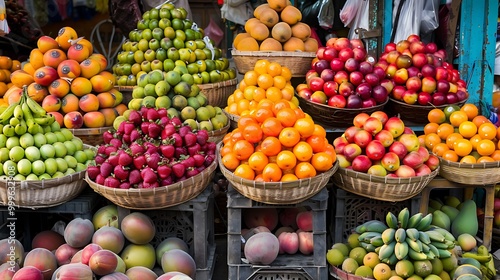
460, 103, 479, 120
279, 127, 301, 147
232, 140, 255, 160
261, 117, 283, 137
427, 108, 446, 124
311, 152, 333, 171
276, 150, 297, 170
453, 138, 473, 157
276, 108, 297, 127
293, 141, 313, 162
262, 163, 282, 182
295, 162, 316, 179
477, 123, 497, 140
458, 121, 477, 138
294, 117, 315, 138
248, 151, 269, 172
477, 139, 496, 156
260, 136, 282, 156
234, 164, 255, 180
243, 123, 264, 143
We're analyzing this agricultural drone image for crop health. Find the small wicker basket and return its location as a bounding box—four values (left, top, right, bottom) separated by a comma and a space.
198, 78, 238, 108
225, 110, 240, 130
385, 97, 467, 124
71, 127, 112, 146
332, 166, 439, 202
297, 94, 388, 129
218, 143, 338, 204
438, 157, 500, 185
330, 265, 372, 280
85, 159, 217, 210
207, 123, 230, 143
231, 50, 316, 77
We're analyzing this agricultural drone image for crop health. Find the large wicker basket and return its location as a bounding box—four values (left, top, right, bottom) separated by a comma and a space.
330, 265, 372, 280
225, 110, 240, 129
0, 144, 94, 209
85, 159, 217, 210
438, 157, 500, 185
114, 85, 133, 105
71, 127, 112, 146
385, 97, 467, 124
208, 123, 230, 143
297, 94, 388, 129
217, 143, 338, 204
198, 78, 238, 108
332, 166, 439, 202
231, 50, 316, 77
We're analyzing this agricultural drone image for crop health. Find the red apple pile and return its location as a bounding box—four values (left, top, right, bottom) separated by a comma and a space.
377, 34, 469, 106
333, 111, 439, 177
296, 37, 389, 109
87, 107, 217, 189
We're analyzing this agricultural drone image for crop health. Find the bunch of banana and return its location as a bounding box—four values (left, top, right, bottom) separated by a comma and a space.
461, 245, 496, 280
0, 87, 55, 136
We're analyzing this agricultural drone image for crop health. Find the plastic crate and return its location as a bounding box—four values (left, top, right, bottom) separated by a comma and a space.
116, 186, 216, 280
330, 188, 420, 245
227, 185, 329, 280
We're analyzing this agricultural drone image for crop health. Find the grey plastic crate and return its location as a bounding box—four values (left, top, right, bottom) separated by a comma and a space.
227, 185, 329, 280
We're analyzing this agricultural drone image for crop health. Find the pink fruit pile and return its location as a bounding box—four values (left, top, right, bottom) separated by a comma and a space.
333, 111, 439, 178
377, 34, 468, 106
296, 37, 389, 109
87, 107, 217, 189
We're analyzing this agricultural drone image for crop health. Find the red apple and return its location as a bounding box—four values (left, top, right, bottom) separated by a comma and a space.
417, 92, 432, 106
389, 141, 408, 160
330, 58, 344, 72
425, 154, 440, 171
356, 82, 372, 100
407, 66, 422, 78
365, 140, 386, 160
308, 77, 325, 92
431, 92, 447, 106
352, 47, 367, 62
415, 164, 432, 176
436, 79, 450, 93
446, 93, 459, 105
313, 60, 330, 74
334, 71, 349, 85
349, 71, 364, 86
365, 73, 380, 87
395, 164, 416, 178
338, 81, 355, 97
380, 152, 400, 172
359, 61, 374, 75
343, 143, 362, 162
323, 80, 339, 97
374, 129, 394, 147
323, 47, 338, 62
344, 58, 360, 72
455, 90, 469, 102
351, 155, 372, 173
409, 41, 426, 54
384, 42, 397, 53
402, 151, 424, 169
425, 42, 438, 53
338, 48, 354, 62
406, 76, 422, 92
310, 91, 327, 104
435, 66, 449, 81
362, 98, 377, 108
328, 95, 346, 108
333, 37, 351, 51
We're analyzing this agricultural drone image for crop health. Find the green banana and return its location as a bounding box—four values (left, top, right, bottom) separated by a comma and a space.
381, 228, 396, 244
427, 243, 441, 258
418, 231, 431, 244
0, 103, 18, 123
444, 239, 455, 249
395, 241, 409, 260
424, 250, 437, 260
355, 220, 374, 234
365, 220, 388, 233
430, 241, 449, 250
407, 213, 424, 229
406, 237, 423, 253
405, 228, 420, 241
437, 248, 452, 258
369, 235, 384, 247
408, 247, 428, 261
358, 231, 381, 243
21, 103, 34, 127
378, 241, 396, 260
398, 208, 410, 229
13, 104, 23, 120
26, 97, 46, 117
395, 228, 407, 242
415, 213, 433, 231
430, 226, 456, 242
386, 211, 398, 229
477, 245, 489, 256
360, 241, 377, 252
461, 252, 492, 264
34, 115, 55, 126
425, 230, 445, 243
421, 243, 430, 253
386, 253, 398, 265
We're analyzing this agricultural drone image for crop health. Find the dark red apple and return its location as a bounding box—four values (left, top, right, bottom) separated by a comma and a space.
359, 61, 374, 75
435, 66, 449, 81
373, 66, 387, 80
313, 60, 330, 74
389, 141, 408, 160
424, 42, 438, 54
421, 64, 436, 78
384, 42, 397, 53
338, 48, 354, 62
365, 73, 380, 87
349, 71, 364, 86
455, 90, 468, 102
344, 58, 360, 72
351, 155, 372, 173
355, 82, 372, 100
435, 79, 450, 94
406, 66, 421, 78
352, 47, 367, 62
320, 68, 335, 82
446, 93, 459, 104
417, 92, 432, 106
371, 85, 388, 103
365, 140, 386, 161
362, 98, 377, 108
431, 92, 447, 106
346, 94, 363, 108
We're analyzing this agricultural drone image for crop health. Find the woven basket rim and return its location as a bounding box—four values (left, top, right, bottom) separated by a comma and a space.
231, 49, 317, 58
438, 156, 500, 169
296, 93, 389, 112
70, 127, 113, 135
388, 97, 468, 110
198, 78, 238, 90
337, 166, 440, 184
330, 265, 372, 280
208, 122, 230, 137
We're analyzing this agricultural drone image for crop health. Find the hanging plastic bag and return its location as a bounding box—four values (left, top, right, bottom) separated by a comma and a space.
391, 0, 424, 43
420, 0, 439, 36
347, 0, 368, 40
318, 0, 335, 30
204, 18, 224, 47
0, 0, 9, 36
339, 0, 361, 28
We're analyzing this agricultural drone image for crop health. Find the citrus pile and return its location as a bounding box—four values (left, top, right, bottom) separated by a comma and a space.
225, 59, 298, 117
220, 104, 336, 182
233, 0, 318, 52
422, 103, 500, 163
0, 56, 21, 101
8, 26, 127, 129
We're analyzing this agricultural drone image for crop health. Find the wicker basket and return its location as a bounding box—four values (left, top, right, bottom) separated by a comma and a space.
332, 166, 439, 202
85, 159, 217, 210
208, 123, 230, 143
218, 143, 338, 204
330, 265, 373, 280
198, 78, 238, 108
231, 50, 316, 77
385, 97, 467, 124
438, 157, 500, 185
71, 127, 112, 146
114, 86, 134, 106
0, 144, 94, 209
297, 94, 388, 129
225, 110, 240, 129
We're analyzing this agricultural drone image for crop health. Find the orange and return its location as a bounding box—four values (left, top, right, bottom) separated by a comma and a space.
441, 150, 459, 162
237, 99, 251, 115
281, 66, 292, 81
476, 139, 496, 156
423, 122, 439, 135
458, 121, 477, 138
254, 59, 270, 75
324, 144, 337, 162
276, 108, 297, 127
295, 162, 317, 179
445, 132, 463, 149
281, 84, 294, 100
0, 56, 12, 70
293, 141, 313, 162
294, 117, 315, 138
234, 164, 255, 180
427, 108, 446, 124
261, 117, 283, 137
460, 155, 477, 164
258, 99, 274, 111
220, 144, 233, 157
243, 70, 259, 86
312, 124, 327, 138
222, 152, 240, 170
432, 143, 450, 157
248, 151, 269, 172
273, 75, 287, 90
232, 140, 255, 160
460, 103, 479, 120
258, 74, 274, 90
436, 123, 454, 140
253, 87, 267, 102
265, 86, 283, 102
477, 156, 495, 163
311, 152, 333, 171
272, 100, 291, 115
260, 136, 282, 156
307, 135, 327, 153
238, 115, 257, 129
266, 62, 282, 77
449, 111, 468, 127
276, 150, 297, 170
279, 127, 301, 147
281, 173, 299, 181
472, 115, 490, 128
373, 263, 392, 280
491, 150, 500, 161
469, 134, 482, 150
293, 108, 306, 119
243, 123, 263, 143
453, 138, 473, 157
262, 163, 282, 182
243, 85, 257, 101
477, 123, 497, 140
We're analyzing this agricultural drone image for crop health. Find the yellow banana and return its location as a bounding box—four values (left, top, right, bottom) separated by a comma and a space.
462, 252, 492, 264
0, 103, 18, 123
26, 97, 46, 117
22, 103, 34, 127
34, 115, 55, 126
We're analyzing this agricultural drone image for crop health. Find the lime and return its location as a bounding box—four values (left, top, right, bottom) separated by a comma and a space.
9, 146, 24, 162
326, 248, 345, 266
25, 146, 41, 162
53, 142, 68, 158
31, 160, 46, 176
17, 159, 32, 176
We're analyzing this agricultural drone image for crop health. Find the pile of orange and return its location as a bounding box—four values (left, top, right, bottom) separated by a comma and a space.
225, 59, 298, 117
422, 103, 500, 163
233, 0, 318, 52
0, 56, 21, 104
7, 26, 127, 129
221, 104, 336, 182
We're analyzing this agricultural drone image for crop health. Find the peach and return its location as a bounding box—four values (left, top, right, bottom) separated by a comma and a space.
63, 217, 94, 248
0, 238, 24, 266
0, 262, 18, 278
70, 249, 83, 263
70, 77, 92, 97
99, 108, 119, 127
12, 266, 43, 280
81, 243, 103, 265
160, 249, 196, 278
54, 243, 80, 266
89, 53, 108, 72
80, 58, 101, 79
63, 111, 84, 129
27, 82, 49, 103
278, 231, 299, 254
67, 43, 90, 63
10, 70, 35, 88
297, 230, 314, 255
296, 211, 313, 231
279, 207, 306, 229
120, 212, 155, 245
41, 94, 62, 112
88, 249, 118, 276
78, 93, 100, 112
52, 263, 93, 279
23, 248, 58, 280
92, 226, 125, 254
244, 232, 279, 265
42, 48, 67, 69
48, 78, 71, 98
91, 72, 115, 93
31, 230, 65, 252
274, 226, 294, 238
243, 208, 279, 231
125, 266, 158, 280
48, 111, 64, 127
57, 59, 81, 79
100, 272, 130, 280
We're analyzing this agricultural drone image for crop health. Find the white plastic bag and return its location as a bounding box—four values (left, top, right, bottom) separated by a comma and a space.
391, 0, 424, 43
347, 0, 369, 40
340, 0, 361, 28
0, 0, 9, 35
420, 0, 439, 36
318, 0, 335, 30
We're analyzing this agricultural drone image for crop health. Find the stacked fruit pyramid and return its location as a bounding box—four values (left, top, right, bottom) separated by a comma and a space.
233, 0, 318, 52
112, 2, 235, 87
328, 208, 494, 279
8, 26, 127, 129
0, 56, 21, 103
0, 88, 94, 181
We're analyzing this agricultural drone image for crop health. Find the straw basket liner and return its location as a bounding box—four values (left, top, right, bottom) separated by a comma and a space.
217, 143, 338, 204
198, 78, 238, 108
231, 50, 316, 77
0, 144, 94, 209
332, 166, 439, 202
438, 157, 500, 185
71, 127, 112, 146
297, 94, 388, 128
385, 97, 467, 124
85, 159, 217, 210
207, 122, 230, 143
